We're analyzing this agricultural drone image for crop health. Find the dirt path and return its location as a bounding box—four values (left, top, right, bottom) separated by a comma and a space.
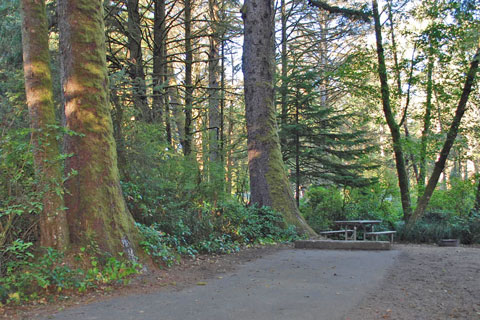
347, 245, 480, 320
36, 248, 399, 320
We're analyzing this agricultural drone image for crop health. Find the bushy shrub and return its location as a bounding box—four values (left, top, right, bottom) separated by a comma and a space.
300, 186, 344, 232
136, 203, 299, 261
427, 178, 475, 217
397, 212, 480, 244
0, 129, 40, 275
136, 223, 180, 266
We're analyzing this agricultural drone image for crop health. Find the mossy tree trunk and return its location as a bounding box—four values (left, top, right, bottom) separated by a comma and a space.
21, 0, 70, 250
59, 0, 141, 257
242, 0, 315, 236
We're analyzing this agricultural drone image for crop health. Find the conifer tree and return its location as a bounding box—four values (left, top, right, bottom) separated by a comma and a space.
21, 0, 69, 250
59, 0, 141, 257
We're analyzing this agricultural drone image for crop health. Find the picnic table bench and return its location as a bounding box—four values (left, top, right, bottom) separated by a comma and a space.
365, 230, 396, 243
334, 220, 382, 241
319, 229, 354, 240
317, 220, 397, 243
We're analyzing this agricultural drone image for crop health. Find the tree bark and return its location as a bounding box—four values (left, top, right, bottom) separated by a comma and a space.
294, 90, 300, 207
166, 63, 185, 149
153, 0, 166, 125
207, 0, 223, 193
127, 0, 150, 122
242, 0, 315, 236
21, 0, 70, 250
473, 176, 480, 213
279, 0, 288, 148
386, 0, 419, 184
208, 0, 221, 164
59, 0, 141, 257
418, 42, 434, 196
372, 0, 412, 221
183, 0, 193, 156
410, 45, 480, 223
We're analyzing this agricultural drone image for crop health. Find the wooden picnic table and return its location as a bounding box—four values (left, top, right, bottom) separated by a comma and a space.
334, 220, 382, 241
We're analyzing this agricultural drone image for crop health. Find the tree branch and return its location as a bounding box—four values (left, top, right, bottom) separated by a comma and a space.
308, 0, 371, 22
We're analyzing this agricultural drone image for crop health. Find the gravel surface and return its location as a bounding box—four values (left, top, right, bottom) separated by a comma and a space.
3, 244, 479, 320
347, 244, 480, 320
36, 249, 399, 320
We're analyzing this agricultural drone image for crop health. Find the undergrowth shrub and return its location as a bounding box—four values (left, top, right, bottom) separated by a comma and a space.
0, 128, 40, 277
136, 203, 299, 264
0, 240, 141, 305
396, 211, 480, 244
300, 186, 344, 232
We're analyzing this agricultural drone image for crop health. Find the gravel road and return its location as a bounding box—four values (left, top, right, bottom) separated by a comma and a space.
39, 249, 400, 320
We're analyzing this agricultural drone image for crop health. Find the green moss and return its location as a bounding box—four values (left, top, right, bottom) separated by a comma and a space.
62, 0, 144, 260
264, 131, 316, 236
21, 0, 71, 250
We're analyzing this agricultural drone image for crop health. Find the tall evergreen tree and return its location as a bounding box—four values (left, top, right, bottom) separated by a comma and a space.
20, 0, 69, 250
183, 0, 193, 156
280, 68, 377, 201
242, 0, 315, 236
59, 0, 141, 257
127, 0, 150, 122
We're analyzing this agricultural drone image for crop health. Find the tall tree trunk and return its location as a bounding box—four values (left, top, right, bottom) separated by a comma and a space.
418, 42, 434, 196
279, 0, 288, 148
153, 0, 166, 125
410, 45, 480, 224
208, 0, 223, 193
59, 0, 141, 257
225, 53, 236, 195
473, 175, 480, 214
21, 0, 69, 250
294, 90, 300, 207
220, 39, 226, 163
111, 88, 129, 179
127, 0, 150, 122
208, 0, 221, 162
242, 0, 315, 236
387, 0, 419, 184
372, 0, 412, 221
167, 65, 185, 149
183, 0, 193, 156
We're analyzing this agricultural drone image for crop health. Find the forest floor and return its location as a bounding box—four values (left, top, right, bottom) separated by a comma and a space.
2, 243, 480, 320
